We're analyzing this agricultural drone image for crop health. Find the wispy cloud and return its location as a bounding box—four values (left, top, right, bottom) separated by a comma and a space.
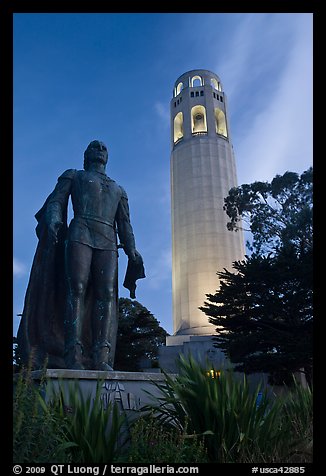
217, 14, 266, 100
146, 248, 172, 290
217, 14, 313, 184
13, 257, 27, 277
154, 101, 170, 127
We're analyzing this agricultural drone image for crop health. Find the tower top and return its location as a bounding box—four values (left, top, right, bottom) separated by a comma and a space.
171, 68, 228, 146
173, 69, 223, 97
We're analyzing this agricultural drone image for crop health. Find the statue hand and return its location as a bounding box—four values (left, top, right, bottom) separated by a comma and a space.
128, 249, 142, 261
48, 221, 63, 244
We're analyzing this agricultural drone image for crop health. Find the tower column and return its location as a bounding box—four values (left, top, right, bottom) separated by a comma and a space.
170, 69, 245, 340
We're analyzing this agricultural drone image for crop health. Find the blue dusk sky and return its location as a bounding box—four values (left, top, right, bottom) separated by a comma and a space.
13, 13, 313, 337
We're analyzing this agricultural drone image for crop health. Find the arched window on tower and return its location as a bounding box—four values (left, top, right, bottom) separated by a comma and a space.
174, 112, 184, 144
211, 78, 219, 90
175, 82, 183, 96
191, 105, 207, 134
191, 75, 202, 87
211, 78, 222, 91
214, 108, 228, 137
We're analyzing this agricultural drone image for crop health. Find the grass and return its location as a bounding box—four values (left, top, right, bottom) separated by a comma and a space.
13, 364, 70, 463
13, 356, 313, 464
44, 378, 128, 463
126, 414, 208, 463
142, 354, 313, 463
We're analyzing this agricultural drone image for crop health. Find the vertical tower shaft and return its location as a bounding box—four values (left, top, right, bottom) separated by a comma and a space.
170, 69, 245, 337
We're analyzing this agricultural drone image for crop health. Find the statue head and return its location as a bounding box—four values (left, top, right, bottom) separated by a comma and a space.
84, 140, 108, 170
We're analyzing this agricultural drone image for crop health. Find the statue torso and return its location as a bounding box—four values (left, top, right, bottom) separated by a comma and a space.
71, 170, 122, 223
68, 170, 123, 250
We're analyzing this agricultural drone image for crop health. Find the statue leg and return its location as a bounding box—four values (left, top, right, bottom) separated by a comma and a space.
64, 240, 92, 369
91, 249, 118, 371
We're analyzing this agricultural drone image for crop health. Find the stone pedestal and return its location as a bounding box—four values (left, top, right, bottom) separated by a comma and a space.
30, 369, 175, 412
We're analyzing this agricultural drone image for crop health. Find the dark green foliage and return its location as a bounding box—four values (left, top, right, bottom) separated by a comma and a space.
201, 167, 313, 384
224, 167, 313, 256
13, 358, 312, 464
14, 365, 128, 464
127, 415, 208, 463
13, 366, 70, 463
143, 354, 313, 463
200, 250, 313, 384
277, 378, 313, 462
115, 298, 168, 371
49, 380, 127, 463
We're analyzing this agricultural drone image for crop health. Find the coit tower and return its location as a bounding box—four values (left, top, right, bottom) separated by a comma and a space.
170, 69, 245, 340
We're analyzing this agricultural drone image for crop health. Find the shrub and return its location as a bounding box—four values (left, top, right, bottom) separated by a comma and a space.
276, 379, 313, 462
127, 414, 208, 463
144, 354, 303, 462
48, 379, 127, 463
13, 366, 70, 463
14, 365, 128, 464
13, 356, 312, 464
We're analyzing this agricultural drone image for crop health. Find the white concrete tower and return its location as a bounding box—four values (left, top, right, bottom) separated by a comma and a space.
170, 69, 245, 340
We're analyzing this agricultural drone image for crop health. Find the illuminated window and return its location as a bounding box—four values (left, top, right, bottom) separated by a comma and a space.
191, 75, 202, 87
176, 82, 183, 96
211, 78, 218, 90
173, 112, 184, 143
191, 105, 207, 134
211, 78, 222, 91
206, 369, 221, 379
214, 108, 228, 137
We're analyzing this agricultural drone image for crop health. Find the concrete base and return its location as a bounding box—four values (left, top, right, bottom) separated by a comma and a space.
30, 369, 176, 411
158, 335, 271, 393
159, 335, 228, 374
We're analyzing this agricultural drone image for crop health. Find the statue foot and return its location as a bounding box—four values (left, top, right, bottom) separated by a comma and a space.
64, 343, 84, 370
70, 362, 85, 370
96, 361, 114, 371
93, 341, 113, 371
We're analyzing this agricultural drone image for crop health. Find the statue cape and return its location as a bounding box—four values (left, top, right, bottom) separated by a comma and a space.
17, 193, 93, 369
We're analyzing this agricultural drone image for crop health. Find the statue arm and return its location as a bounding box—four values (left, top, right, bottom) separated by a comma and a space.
116, 186, 145, 297
115, 187, 137, 258
45, 169, 76, 243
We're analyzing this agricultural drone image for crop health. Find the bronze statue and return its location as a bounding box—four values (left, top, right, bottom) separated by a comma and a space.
17, 140, 145, 370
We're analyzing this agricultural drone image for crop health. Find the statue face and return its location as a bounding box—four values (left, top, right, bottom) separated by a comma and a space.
84, 140, 108, 167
